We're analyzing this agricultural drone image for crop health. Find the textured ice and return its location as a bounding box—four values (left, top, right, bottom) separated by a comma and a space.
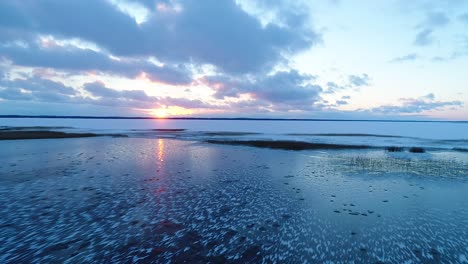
0, 137, 467, 263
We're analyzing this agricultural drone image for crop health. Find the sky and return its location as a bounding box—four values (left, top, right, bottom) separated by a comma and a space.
0, 0, 467, 120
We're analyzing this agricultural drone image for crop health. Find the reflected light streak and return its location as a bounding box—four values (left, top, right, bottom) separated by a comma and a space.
157, 138, 165, 163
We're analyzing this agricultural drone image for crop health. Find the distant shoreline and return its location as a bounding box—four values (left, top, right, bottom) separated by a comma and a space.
0, 115, 467, 123
0, 129, 127, 140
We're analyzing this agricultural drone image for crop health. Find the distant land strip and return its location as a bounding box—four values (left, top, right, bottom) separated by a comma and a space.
0, 115, 467, 123
0, 130, 127, 140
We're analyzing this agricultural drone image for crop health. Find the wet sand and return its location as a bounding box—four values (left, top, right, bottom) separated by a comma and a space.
0, 137, 467, 263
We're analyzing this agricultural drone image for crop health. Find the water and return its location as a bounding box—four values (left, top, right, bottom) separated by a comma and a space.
1, 118, 468, 150
1, 119, 468, 262
1, 118, 468, 139
0, 137, 467, 262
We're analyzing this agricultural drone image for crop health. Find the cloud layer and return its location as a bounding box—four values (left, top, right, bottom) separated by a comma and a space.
0, 0, 319, 75
0, 0, 466, 118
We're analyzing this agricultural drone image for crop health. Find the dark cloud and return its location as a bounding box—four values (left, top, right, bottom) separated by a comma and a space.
0, 0, 319, 75
142, 0, 319, 74
202, 70, 322, 111
324, 81, 344, 94
83, 81, 213, 110
0, 87, 34, 101
0, 40, 192, 85
0, 0, 143, 54
390, 53, 420, 63
247, 71, 321, 104
335, 100, 347, 105
83, 81, 158, 108
0, 0, 324, 115
368, 93, 463, 114
0, 75, 212, 110
0, 76, 77, 102
348, 74, 370, 87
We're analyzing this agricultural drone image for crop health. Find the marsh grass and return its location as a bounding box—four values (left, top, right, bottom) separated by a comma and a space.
339, 155, 468, 180
386, 146, 404, 152
206, 140, 371, 151
409, 147, 426, 153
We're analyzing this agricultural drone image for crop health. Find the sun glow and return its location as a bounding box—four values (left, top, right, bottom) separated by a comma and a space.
151, 106, 193, 118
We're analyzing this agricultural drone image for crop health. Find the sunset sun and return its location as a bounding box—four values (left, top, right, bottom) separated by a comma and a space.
151, 106, 193, 118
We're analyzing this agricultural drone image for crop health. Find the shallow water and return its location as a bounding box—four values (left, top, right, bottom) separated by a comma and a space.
2, 118, 468, 151
0, 137, 467, 263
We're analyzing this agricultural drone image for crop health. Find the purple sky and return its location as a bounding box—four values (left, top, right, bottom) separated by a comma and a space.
0, 0, 467, 120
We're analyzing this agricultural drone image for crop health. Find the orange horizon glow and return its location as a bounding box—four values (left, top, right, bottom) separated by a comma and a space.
150, 106, 193, 118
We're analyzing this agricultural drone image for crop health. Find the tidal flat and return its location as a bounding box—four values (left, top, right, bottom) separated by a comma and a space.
0, 136, 467, 263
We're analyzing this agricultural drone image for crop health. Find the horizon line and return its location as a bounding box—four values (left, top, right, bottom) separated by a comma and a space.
0, 115, 467, 123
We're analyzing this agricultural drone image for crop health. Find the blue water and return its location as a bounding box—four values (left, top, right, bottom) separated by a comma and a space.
0, 137, 467, 262
1, 118, 468, 151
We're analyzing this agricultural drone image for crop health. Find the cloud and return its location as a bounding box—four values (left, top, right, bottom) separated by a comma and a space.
0, 0, 143, 53
348, 74, 370, 87
202, 70, 322, 111
414, 12, 450, 46
0, 73, 212, 110
0, 76, 77, 102
0, 87, 34, 101
247, 71, 321, 105
83, 81, 212, 109
414, 29, 434, 46
83, 81, 159, 108
322, 74, 370, 94
0, 0, 327, 115
368, 93, 463, 114
0, 0, 320, 75
390, 53, 420, 63
324, 81, 345, 94
162, 97, 213, 109
419, 11, 450, 28
0, 38, 193, 85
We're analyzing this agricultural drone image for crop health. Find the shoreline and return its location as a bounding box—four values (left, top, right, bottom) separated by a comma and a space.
0, 130, 127, 140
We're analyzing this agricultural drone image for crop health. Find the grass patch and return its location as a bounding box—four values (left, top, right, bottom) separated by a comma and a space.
409, 147, 426, 153
385, 146, 404, 152
288, 133, 402, 138
0, 131, 126, 140
453, 147, 468, 152
205, 139, 371, 151
0, 126, 72, 131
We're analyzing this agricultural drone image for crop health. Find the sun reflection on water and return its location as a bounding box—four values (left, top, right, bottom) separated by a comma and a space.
157, 138, 165, 163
